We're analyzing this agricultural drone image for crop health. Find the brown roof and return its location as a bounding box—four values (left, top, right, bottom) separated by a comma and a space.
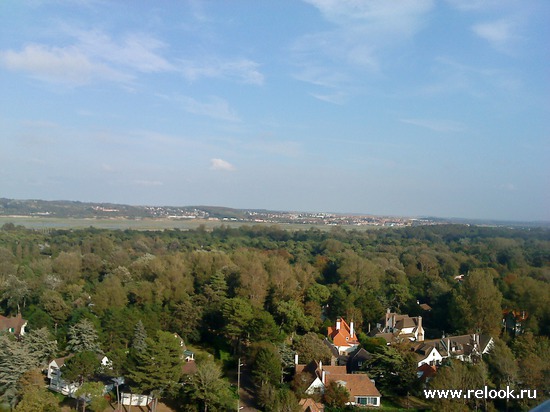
325, 372, 381, 399
299, 398, 324, 412
0, 313, 27, 336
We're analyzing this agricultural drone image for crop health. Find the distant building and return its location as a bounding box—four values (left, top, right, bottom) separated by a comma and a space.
502, 309, 528, 336
0, 313, 27, 337
369, 309, 424, 343
327, 317, 360, 355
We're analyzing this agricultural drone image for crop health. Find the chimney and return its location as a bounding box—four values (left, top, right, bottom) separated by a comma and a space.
294, 354, 299, 365
319, 360, 323, 370
336, 318, 341, 331
322, 370, 326, 385
417, 316, 423, 341
350, 321, 354, 338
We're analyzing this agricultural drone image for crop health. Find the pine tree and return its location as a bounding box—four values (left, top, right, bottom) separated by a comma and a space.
132, 320, 147, 352
0, 335, 35, 406
22, 327, 58, 367
67, 319, 101, 353
128, 331, 182, 396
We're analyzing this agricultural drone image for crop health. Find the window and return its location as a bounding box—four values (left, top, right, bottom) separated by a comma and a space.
356, 397, 378, 406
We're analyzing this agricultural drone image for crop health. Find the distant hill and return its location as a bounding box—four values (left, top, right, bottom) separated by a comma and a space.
0, 198, 547, 228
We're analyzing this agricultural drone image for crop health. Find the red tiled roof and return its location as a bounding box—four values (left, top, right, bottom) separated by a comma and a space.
327, 317, 359, 347
325, 372, 381, 399
0, 313, 27, 336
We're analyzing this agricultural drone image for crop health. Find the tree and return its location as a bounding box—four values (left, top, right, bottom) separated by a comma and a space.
14, 386, 59, 412
67, 318, 101, 353
324, 380, 350, 409
249, 343, 282, 387
221, 297, 254, 352
128, 331, 182, 396
1, 274, 30, 312
0, 335, 35, 406
21, 327, 58, 367
75, 381, 107, 412
366, 345, 418, 396
132, 320, 147, 352
185, 358, 234, 412
62, 351, 100, 384
293, 332, 331, 365
450, 269, 502, 335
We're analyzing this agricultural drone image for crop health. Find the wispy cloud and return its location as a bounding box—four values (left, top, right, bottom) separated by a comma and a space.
294, 0, 434, 99
210, 158, 235, 171
0, 44, 131, 85
400, 118, 465, 133
161, 94, 240, 122
134, 179, 164, 186
178, 57, 264, 85
472, 19, 518, 52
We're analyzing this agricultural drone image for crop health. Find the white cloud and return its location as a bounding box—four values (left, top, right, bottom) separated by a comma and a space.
178, 57, 264, 85
400, 118, 465, 133
210, 158, 235, 171
294, 0, 434, 95
0, 44, 130, 85
472, 19, 518, 52
134, 180, 164, 186
176, 95, 240, 122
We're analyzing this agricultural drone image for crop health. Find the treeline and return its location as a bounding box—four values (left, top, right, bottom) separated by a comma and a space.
0, 223, 549, 411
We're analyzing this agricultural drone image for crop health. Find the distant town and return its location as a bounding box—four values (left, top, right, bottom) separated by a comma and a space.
0, 198, 546, 228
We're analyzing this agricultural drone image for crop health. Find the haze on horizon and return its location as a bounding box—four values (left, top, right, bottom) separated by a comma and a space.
1, 1, 548, 222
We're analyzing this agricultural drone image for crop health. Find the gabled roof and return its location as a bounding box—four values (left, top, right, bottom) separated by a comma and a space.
327, 317, 359, 348
299, 397, 325, 412
325, 372, 381, 399
0, 313, 27, 336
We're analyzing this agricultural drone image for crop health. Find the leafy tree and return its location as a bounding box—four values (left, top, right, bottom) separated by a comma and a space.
275, 300, 313, 335
450, 269, 502, 335
293, 332, 331, 364
67, 318, 101, 353
366, 345, 418, 396
75, 381, 107, 412
185, 358, 234, 412
1, 274, 30, 312
324, 380, 350, 409
128, 331, 182, 396
14, 386, 58, 412
61, 351, 100, 384
249, 310, 282, 343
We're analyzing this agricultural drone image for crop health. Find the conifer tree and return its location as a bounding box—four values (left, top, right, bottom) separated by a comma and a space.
22, 327, 58, 366
128, 331, 182, 396
0, 335, 35, 406
67, 319, 101, 353
132, 320, 147, 352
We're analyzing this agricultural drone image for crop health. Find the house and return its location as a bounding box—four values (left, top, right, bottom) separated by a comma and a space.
347, 347, 373, 374
47, 355, 79, 396
411, 333, 493, 365
502, 309, 528, 336
370, 309, 424, 343
417, 364, 437, 383
327, 317, 360, 355
299, 398, 324, 412
173, 333, 195, 362
295, 358, 381, 407
410, 342, 443, 367
47, 354, 114, 397
0, 313, 28, 337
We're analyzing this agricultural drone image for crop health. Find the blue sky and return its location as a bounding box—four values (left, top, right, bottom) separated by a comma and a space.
1, 0, 548, 221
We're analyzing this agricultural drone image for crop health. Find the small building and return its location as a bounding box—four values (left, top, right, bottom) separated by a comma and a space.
0, 313, 28, 337
370, 309, 424, 343
295, 358, 381, 407
327, 317, 360, 355
502, 309, 528, 336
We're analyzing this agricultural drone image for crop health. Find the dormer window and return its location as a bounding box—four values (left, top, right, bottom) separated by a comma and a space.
346, 337, 349, 341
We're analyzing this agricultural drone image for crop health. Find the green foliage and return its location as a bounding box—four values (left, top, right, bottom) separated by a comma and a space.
127, 330, 182, 396
14, 386, 59, 412
293, 332, 331, 364
62, 351, 100, 383
249, 342, 282, 387
324, 380, 350, 409
67, 318, 101, 353
184, 358, 234, 411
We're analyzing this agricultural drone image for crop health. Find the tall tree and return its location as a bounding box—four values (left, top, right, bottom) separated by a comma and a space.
21, 327, 58, 367
128, 331, 182, 396
450, 269, 502, 335
67, 318, 101, 353
185, 358, 234, 412
132, 320, 148, 353
0, 335, 35, 406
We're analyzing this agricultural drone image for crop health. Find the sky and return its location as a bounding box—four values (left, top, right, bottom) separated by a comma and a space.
1, 0, 549, 221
